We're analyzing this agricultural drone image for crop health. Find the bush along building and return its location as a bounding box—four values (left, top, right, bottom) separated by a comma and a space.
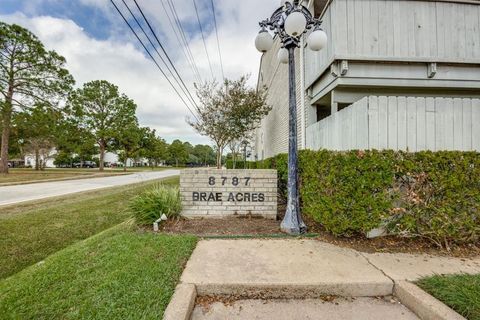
254, 0, 480, 160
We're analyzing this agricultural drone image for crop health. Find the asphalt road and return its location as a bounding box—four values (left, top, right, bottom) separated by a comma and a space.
0, 170, 180, 207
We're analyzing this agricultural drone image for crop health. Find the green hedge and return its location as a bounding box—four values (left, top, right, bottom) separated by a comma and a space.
251, 150, 480, 247
225, 160, 264, 169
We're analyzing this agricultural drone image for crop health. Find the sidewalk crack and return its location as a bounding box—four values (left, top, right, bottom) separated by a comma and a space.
359, 252, 396, 285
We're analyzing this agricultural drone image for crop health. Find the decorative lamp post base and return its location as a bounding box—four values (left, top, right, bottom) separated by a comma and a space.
281, 210, 307, 235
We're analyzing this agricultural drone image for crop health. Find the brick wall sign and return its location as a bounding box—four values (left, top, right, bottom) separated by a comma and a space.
180, 169, 277, 219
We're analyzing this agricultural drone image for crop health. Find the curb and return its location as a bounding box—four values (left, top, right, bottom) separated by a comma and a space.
394, 281, 466, 320
163, 283, 197, 320
164, 281, 467, 320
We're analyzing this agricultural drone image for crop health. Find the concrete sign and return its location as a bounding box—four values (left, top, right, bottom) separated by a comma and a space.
180, 169, 277, 219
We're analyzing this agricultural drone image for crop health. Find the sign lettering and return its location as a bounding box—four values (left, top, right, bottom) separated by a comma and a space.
180, 169, 277, 219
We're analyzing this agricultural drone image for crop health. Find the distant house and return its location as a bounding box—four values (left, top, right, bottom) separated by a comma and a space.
24, 149, 57, 168
103, 152, 149, 168
254, 0, 480, 160
23, 150, 148, 168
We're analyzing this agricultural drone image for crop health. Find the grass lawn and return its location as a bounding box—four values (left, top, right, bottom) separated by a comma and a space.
0, 167, 179, 185
0, 223, 197, 319
0, 177, 179, 279
417, 274, 480, 320
0, 169, 123, 185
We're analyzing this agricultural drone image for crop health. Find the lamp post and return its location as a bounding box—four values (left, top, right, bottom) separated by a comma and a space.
255, 0, 327, 235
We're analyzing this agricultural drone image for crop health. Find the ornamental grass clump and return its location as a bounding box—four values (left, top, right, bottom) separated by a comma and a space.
130, 185, 182, 225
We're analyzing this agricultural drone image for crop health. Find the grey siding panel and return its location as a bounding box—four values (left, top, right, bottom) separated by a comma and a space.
387, 96, 398, 149
473, 99, 480, 150
416, 98, 427, 151
254, 37, 305, 160
306, 96, 480, 152
305, 0, 480, 87
462, 98, 473, 150
255, 39, 289, 160
397, 97, 408, 151
304, 1, 335, 86
407, 97, 417, 152
368, 96, 379, 149
378, 96, 389, 149
426, 98, 436, 151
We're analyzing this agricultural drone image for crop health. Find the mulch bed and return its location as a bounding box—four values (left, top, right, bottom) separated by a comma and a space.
161, 216, 281, 237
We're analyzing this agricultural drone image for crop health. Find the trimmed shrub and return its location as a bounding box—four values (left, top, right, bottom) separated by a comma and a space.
252, 150, 480, 247
130, 185, 182, 225
225, 160, 257, 169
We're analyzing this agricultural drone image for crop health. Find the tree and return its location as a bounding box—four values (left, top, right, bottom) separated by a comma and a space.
192, 144, 216, 166
141, 130, 168, 167
1, 116, 22, 160
228, 139, 242, 169
68, 80, 137, 171
183, 141, 194, 157
189, 76, 270, 168
16, 103, 61, 170
0, 22, 74, 173
114, 124, 152, 171
55, 117, 98, 167
168, 139, 188, 167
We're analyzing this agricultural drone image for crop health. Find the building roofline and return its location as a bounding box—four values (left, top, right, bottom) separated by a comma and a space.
315, 0, 479, 18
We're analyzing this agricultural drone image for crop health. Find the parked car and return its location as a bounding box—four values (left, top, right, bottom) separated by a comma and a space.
56, 164, 73, 168
73, 161, 97, 168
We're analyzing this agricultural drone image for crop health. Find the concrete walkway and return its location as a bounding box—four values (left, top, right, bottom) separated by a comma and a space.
0, 170, 180, 207
181, 239, 480, 298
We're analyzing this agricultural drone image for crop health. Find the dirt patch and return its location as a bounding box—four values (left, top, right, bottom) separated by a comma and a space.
194, 294, 399, 315
302, 210, 480, 258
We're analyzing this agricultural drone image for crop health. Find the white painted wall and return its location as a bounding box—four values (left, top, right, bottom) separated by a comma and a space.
306, 96, 480, 152
24, 148, 57, 168
103, 152, 118, 164
24, 155, 56, 168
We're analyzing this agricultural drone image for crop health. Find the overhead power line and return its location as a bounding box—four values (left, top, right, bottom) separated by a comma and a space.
120, 0, 197, 110
167, 0, 202, 84
130, 0, 199, 110
160, 0, 202, 84
192, 0, 215, 80
109, 0, 198, 121
210, 0, 225, 81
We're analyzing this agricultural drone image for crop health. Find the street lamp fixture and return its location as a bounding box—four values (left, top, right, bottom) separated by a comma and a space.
255, 0, 327, 235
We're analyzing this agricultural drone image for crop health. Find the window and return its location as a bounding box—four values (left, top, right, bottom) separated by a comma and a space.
316, 105, 331, 122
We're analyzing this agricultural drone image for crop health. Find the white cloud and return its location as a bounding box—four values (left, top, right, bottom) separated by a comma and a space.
0, 0, 280, 144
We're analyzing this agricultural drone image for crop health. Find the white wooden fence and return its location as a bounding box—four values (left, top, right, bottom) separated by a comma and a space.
306, 96, 480, 152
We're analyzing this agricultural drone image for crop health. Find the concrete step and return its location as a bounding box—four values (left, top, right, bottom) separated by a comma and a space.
181, 239, 394, 298
191, 297, 420, 320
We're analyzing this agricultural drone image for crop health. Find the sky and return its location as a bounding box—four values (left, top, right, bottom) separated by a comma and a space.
0, 0, 279, 144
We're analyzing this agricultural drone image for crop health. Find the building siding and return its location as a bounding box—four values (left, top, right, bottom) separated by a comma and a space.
305, 0, 480, 87
306, 96, 480, 152
255, 0, 480, 159
255, 36, 304, 160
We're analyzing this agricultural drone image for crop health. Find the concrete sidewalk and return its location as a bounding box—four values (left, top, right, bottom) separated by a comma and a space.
181, 239, 480, 298
0, 170, 180, 207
